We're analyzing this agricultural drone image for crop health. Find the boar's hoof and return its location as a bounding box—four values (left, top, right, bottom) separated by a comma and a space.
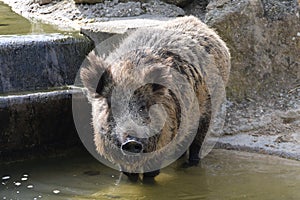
181, 159, 200, 168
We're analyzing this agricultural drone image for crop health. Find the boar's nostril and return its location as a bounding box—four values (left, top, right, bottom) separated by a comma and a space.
121, 140, 143, 154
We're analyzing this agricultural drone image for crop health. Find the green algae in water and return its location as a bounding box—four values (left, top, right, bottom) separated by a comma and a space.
1, 149, 300, 200
0, 2, 66, 35
0, 85, 73, 97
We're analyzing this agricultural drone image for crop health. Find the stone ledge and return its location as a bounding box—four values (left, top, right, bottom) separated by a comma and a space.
0, 89, 83, 162
80, 16, 171, 44
214, 134, 300, 161
0, 33, 94, 94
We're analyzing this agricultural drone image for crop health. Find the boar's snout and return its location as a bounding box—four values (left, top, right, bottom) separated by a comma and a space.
121, 139, 143, 155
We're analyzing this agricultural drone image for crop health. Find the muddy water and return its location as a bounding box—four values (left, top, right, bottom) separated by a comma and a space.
0, 2, 65, 35
1, 149, 300, 200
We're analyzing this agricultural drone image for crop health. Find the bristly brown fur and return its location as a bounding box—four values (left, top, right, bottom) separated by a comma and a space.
80, 16, 230, 173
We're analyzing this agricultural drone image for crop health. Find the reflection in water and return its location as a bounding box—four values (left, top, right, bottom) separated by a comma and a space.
1, 149, 300, 200
0, 2, 67, 35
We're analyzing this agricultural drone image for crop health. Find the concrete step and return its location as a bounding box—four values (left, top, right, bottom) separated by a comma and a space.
0, 33, 94, 162
0, 89, 80, 161
0, 34, 94, 94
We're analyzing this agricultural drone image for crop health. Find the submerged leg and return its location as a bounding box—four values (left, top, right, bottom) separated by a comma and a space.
143, 169, 160, 178
123, 172, 139, 182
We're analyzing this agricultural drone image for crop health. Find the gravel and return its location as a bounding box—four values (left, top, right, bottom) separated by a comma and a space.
2, 0, 185, 31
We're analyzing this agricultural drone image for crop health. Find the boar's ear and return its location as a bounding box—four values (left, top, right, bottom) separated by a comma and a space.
80, 51, 113, 98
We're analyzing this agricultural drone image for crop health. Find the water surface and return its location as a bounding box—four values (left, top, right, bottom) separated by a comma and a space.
1, 149, 300, 200
0, 2, 67, 35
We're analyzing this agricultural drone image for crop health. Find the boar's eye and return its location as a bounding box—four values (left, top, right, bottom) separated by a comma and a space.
152, 83, 165, 92
133, 104, 150, 125
139, 105, 146, 113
